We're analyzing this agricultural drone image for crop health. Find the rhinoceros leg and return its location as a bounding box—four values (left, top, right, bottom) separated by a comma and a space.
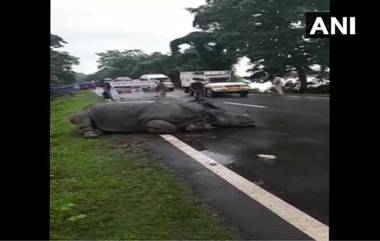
145, 120, 177, 134
70, 111, 99, 138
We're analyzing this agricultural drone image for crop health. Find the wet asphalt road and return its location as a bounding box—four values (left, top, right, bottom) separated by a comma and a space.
174, 93, 329, 225
93, 88, 329, 225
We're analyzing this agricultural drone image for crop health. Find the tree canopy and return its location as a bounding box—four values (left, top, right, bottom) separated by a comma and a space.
50, 34, 79, 86
187, 0, 329, 92
82, 0, 329, 93
170, 31, 238, 71
87, 32, 241, 84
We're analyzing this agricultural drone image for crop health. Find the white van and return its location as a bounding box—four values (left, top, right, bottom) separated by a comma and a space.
140, 74, 174, 91
114, 76, 132, 82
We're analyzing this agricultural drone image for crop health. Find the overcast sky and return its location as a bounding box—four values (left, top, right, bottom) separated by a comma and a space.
51, 0, 251, 76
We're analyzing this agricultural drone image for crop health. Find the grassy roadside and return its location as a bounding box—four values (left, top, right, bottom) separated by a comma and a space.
50, 91, 236, 240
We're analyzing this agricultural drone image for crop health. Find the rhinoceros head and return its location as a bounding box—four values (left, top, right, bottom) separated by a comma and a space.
209, 111, 255, 128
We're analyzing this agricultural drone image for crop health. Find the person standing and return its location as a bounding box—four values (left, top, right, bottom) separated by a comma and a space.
159, 80, 166, 98
102, 82, 113, 101
190, 79, 205, 102
273, 76, 284, 96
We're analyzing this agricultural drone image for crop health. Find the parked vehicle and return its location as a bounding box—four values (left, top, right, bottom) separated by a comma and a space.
79, 81, 96, 89
104, 80, 157, 101
140, 74, 174, 91
180, 70, 249, 97
51, 84, 77, 97
73, 83, 80, 89
114, 76, 132, 82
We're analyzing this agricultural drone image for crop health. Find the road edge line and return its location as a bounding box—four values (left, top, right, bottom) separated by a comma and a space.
160, 134, 329, 241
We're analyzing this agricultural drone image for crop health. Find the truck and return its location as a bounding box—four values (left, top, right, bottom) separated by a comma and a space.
180, 70, 249, 97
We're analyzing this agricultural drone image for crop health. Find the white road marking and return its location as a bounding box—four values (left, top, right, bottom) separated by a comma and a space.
223, 101, 268, 109
167, 94, 181, 98
293, 96, 329, 99
248, 94, 329, 99
160, 134, 329, 241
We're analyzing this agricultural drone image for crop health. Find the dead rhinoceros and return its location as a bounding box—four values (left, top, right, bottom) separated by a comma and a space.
70, 100, 255, 138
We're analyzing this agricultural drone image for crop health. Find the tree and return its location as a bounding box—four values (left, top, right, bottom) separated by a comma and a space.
50, 34, 79, 85
74, 72, 87, 82
91, 41, 238, 84
50, 34, 67, 48
90, 31, 243, 82
96, 49, 151, 78
170, 31, 238, 71
188, 0, 329, 92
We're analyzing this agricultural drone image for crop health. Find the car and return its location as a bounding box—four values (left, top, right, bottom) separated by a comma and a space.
79, 82, 96, 90
203, 80, 250, 97
51, 84, 76, 97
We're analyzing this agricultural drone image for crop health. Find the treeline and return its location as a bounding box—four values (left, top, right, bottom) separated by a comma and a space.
52, 0, 330, 93
82, 35, 235, 84
50, 34, 80, 86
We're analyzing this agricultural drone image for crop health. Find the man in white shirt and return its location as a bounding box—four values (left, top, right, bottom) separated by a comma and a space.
273, 76, 284, 96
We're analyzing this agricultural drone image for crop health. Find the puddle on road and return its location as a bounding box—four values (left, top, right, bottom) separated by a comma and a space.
201, 150, 235, 165
256, 154, 277, 164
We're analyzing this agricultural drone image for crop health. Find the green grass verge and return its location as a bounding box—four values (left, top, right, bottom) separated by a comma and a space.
50, 91, 236, 240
